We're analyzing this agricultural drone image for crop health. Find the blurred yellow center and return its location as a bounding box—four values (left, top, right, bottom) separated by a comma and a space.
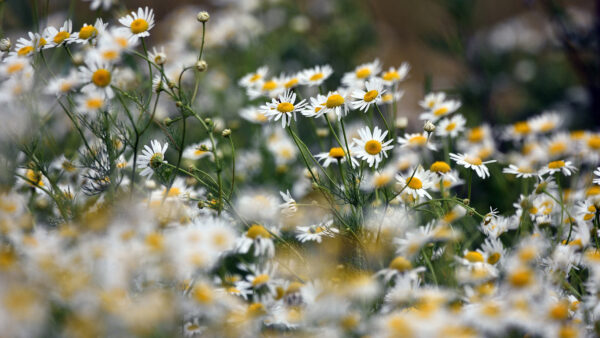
355, 67, 370, 78
262, 80, 277, 91
326, 94, 344, 108
92, 69, 111, 87
277, 102, 294, 113
309, 73, 323, 81
430, 161, 450, 173
252, 274, 270, 286
409, 135, 427, 145
406, 177, 422, 189
246, 224, 271, 239
284, 78, 298, 88
548, 160, 565, 169
382, 70, 399, 81
389, 256, 412, 271
328, 147, 345, 158
53, 31, 70, 44
86, 98, 104, 109
78, 25, 97, 39
17, 46, 33, 56
466, 156, 482, 165
464, 251, 484, 263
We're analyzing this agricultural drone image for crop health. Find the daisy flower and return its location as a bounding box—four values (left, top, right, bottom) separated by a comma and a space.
321, 91, 350, 119
148, 46, 167, 65
352, 126, 394, 168
240, 106, 269, 124
436, 114, 466, 138
450, 153, 496, 179
71, 19, 106, 43
300, 94, 327, 118
0, 56, 33, 78
299, 64, 333, 86
261, 90, 306, 127
11, 32, 45, 57
397, 132, 436, 151
296, 219, 338, 243
341, 59, 381, 87
529, 111, 562, 134
75, 91, 106, 115
362, 166, 397, 190
503, 163, 538, 179
119, 7, 155, 38
279, 73, 301, 90
239, 66, 268, 88
351, 77, 385, 112
44, 71, 80, 96
235, 224, 275, 257
539, 160, 577, 177
420, 98, 461, 121
378, 89, 404, 106
380, 63, 410, 86
279, 190, 297, 217
247, 77, 284, 99
315, 147, 358, 168
44, 20, 73, 48
182, 140, 213, 160
418, 92, 446, 110
79, 60, 114, 98
396, 167, 434, 200
137, 140, 168, 178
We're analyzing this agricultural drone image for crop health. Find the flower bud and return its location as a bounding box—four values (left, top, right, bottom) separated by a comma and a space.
222, 129, 231, 137
316, 128, 329, 138
196, 60, 208, 72
0, 38, 11, 52
395, 116, 408, 129
72, 52, 84, 66
463, 198, 470, 205
424, 120, 436, 133
164, 117, 173, 126
197, 11, 210, 23
175, 101, 183, 108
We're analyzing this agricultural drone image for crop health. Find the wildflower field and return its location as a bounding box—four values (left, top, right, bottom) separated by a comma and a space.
1, 0, 600, 337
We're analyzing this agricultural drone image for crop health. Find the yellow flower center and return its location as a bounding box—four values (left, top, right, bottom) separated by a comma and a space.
514, 121, 531, 134
7, 63, 24, 74
374, 174, 392, 188
430, 161, 451, 173
86, 98, 104, 110
389, 256, 412, 272
328, 147, 345, 158
192, 284, 213, 304
465, 156, 483, 166
445, 122, 457, 131
464, 251, 484, 263
540, 121, 555, 132
262, 80, 277, 91
38, 38, 47, 48
509, 268, 532, 288
130, 18, 149, 34
355, 67, 371, 79
78, 25, 97, 40
382, 70, 399, 82
588, 136, 600, 150
406, 177, 423, 190
252, 274, 270, 286
433, 106, 449, 116
363, 90, 378, 102
249, 73, 261, 82
487, 252, 501, 265
548, 302, 569, 321
17, 46, 33, 57
364, 140, 382, 155
309, 73, 324, 81
548, 160, 565, 169
381, 93, 393, 102
246, 224, 271, 239
92, 69, 111, 87
284, 78, 298, 88
326, 94, 345, 108
408, 135, 427, 146
549, 142, 566, 155
277, 102, 295, 113
53, 31, 71, 44
101, 50, 118, 60
468, 127, 483, 142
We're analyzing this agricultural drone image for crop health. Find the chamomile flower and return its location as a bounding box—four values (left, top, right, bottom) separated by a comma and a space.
296, 219, 338, 243
279, 190, 297, 217
137, 140, 168, 178
362, 166, 397, 190
351, 78, 385, 112
300, 94, 327, 118
594, 167, 600, 185
0, 57, 33, 78
235, 224, 275, 257
530, 111, 562, 134
247, 77, 284, 99
315, 147, 358, 168
44, 20, 73, 48
84, 0, 115, 10
240, 106, 269, 124
539, 160, 577, 177
352, 126, 394, 168
321, 90, 350, 119
380, 63, 410, 86
119, 7, 155, 38
44, 71, 80, 96
341, 59, 381, 87
299, 64, 333, 86
79, 60, 114, 98
260, 90, 306, 127
182, 140, 213, 160
397, 132, 436, 151
436, 114, 466, 138
378, 89, 404, 105
71, 19, 106, 43
396, 167, 434, 200
279, 73, 301, 90
11, 32, 46, 57
503, 163, 538, 179
418, 92, 446, 110
239, 66, 269, 88
450, 153, 497, 179
147, 46, 167, 65
420, 98, 461, 121
75, 90, 106, 115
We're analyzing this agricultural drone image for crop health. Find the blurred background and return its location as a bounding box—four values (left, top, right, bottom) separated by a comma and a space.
2, 0, 598, 130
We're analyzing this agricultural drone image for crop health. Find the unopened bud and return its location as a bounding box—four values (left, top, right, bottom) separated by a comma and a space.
200, 144, 209, 151
197, 11, 210, 23
424, 120, 436, 133
395, 116, 408, 129
0, 38, 11, 52
164, 117, 173, 126
197, 201, 205, 209
168, 81, 176, 89
316, 128, 329, 138
72, 52, 84, 66
196, 60, 208, 72
176, 101, 183, 108
222, 129, 231, 137
463, 198, 470, 205
204, 118, 212, 126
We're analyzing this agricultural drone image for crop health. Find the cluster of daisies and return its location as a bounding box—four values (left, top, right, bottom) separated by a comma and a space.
3, 2, 600, 337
